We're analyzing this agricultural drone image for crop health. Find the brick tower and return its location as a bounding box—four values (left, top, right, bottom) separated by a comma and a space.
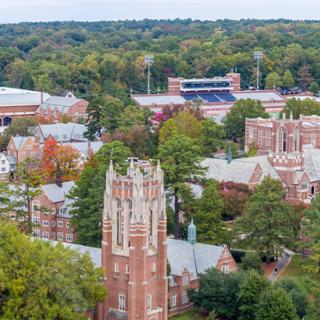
101, 160, 168, 320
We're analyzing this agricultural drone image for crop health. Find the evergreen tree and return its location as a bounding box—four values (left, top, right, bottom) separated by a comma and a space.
158, 135, 204, 239
194, 179, 225, 244
69, 141, 131, 246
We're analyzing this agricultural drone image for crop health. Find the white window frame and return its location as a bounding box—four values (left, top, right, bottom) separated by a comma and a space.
114, 263, 119, 272
222, 264, 230, 274
66, 222, 71, 229
147, 294, 152, 311
57, 232, 64, 241
119, 293, 126, 311
182, 275, 189, 286
42, 232, 49, 240
43, 220, 49, 227
57, 221, 64, 228
125, 264, 129, 274
182, 291, 189, 304
66, 234, 73, 242
170, 294, 177, 307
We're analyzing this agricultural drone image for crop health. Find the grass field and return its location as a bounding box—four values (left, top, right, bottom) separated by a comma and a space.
278, 254, 320, 297
171, 309, 205, 320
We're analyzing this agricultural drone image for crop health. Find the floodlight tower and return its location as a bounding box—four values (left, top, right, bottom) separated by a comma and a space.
145, 54, 154, 94
254, 51, 263, 90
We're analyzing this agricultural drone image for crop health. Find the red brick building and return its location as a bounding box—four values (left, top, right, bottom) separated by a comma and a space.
31, 181, 76, 243
7, 136, 40, 163
199, 114, 320, 203
37, 96, 89, 122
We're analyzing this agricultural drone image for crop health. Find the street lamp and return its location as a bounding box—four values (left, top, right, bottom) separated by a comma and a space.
254, 51, 263, 90
145, 55, 154, 95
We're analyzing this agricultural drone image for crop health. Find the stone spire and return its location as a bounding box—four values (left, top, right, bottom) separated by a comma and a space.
187, 219, 197, 245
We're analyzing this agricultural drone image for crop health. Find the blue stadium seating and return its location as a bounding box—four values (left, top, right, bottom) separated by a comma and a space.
182, 94, 201, 101
215, 93, 236, 102
197, 94, 220, 102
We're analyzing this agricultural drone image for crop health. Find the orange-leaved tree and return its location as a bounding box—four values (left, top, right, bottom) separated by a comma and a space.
42, 137, 80, 183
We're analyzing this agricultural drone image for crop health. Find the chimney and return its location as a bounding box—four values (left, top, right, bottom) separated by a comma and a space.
40, 92, 44, 105
55, 169, 63, 188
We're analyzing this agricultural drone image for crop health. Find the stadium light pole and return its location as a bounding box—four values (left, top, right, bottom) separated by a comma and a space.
254, 51, 263, 90
145, 54, 154, 95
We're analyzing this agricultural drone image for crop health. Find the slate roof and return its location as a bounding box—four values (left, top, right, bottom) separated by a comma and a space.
12, 136, 35, 148
202, 155, 280, 184
167, 239, 224, 278
39, 123, 87, 142
303, 145, 320, 182
41, 181, 74, 204
41, 96, 83, 113
52, 241, 102, 269
65, 141, 103, 157
56, 238, 225, 276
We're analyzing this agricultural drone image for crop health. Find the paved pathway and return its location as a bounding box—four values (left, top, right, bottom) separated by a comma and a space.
269, 249, 294, 283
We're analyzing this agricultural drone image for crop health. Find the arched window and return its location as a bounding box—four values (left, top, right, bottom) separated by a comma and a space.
293, 127, 300, 152
149, 209, 153, 245
116, 199, 122, 246
127, 200, 132, 247
119, 292, 126, 311
3, 117, 12, 127
278, 127, 287, 152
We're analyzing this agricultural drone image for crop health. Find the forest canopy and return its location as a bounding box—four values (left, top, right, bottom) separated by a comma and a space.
1, 19, 320, 100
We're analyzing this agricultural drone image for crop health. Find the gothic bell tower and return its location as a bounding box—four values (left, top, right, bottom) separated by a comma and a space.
101, 160, 168, 320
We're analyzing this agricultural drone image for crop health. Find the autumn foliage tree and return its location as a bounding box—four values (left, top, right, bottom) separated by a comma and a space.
42, 138, 80, 183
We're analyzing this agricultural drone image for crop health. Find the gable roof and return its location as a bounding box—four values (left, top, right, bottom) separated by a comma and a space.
303, 145, 320, 182
202, 155, 280, 184
41, 181, 74, 203
0, 90, 50, 107
39, 123, 87, 142
167, 239, 225, 278
41, 96, 83, 114
12, 136, 35, 149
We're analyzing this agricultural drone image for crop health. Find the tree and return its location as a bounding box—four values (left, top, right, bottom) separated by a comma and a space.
238, 270, 270, 320
218, 182, 250, 219
224, 99, 269, 141
0, 117, 36, 151
158, 135, 204, 238
255, 287, 299, 320
302, 194, 320, 274
15, 157, 43, 234
159, 110, 203, 144
309, 81, 319, 94
194, 180, 225, 244
276, 278, 308, 319
70, 141, 131, 246
235, 177, 295, 263
100, 96, 125, 133
190, 268, 244, 319
298, 65, 314, 91
241, 252, 262, 273
201, 118, 226, 156
247, 143, 258, 157
85, 97, 104, 140
282, 70, 295, 88
42, 138, 80, 183
0, 221, 106, 319
265, 72, 282, 89
283, 98, 320, 119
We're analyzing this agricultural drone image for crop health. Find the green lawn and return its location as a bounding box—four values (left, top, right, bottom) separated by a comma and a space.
171, 309, 205, 320
278, 254, 320, 296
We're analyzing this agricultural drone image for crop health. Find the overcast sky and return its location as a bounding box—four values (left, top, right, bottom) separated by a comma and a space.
0, 0, 319, 23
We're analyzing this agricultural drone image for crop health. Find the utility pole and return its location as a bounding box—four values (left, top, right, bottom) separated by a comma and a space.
145, 55, 154, 94
254, 51, 263, 90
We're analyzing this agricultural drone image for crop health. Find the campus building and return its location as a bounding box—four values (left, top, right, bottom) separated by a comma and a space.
132, 73, 286, 121
58, 161, 237, 320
